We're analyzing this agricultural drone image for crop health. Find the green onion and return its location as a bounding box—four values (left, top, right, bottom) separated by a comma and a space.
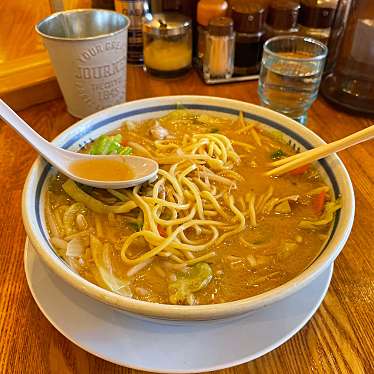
271, 149, 286, 160
129, 221, 143, 232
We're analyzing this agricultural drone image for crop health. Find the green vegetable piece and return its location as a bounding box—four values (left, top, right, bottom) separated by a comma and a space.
168, 262, 213, 305
271, 149, 286, 160
62, 180, 137, 214
107, 142, 121, 155
90, 135, 110, 155
107, 134, 123, 154
274, 200, 291, 214
89, 134, 132, 155
119, 146, 132, 155
107, 189, 129, 202
160, 109, 194, 124
112, 134, 122, 143
269, 130, 284, 141
210, 128, 219, 133
129, 221, 143, 232
298, 198, 342, 230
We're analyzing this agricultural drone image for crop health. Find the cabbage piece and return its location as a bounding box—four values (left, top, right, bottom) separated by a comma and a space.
274, 200, 291, 214
90, 234, 132, 297
298, 198, 342, 230
63, 180, 137, 214
197, 113, 224, 126
277, 241, 298, 260
107, 189, 129, 202
66, 237, 85, 257
89, 134, 132, 155
159, 109, 196, 125
168, 262, 213, 305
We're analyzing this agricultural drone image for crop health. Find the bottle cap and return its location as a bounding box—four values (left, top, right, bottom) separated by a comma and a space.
143, 12, 192, 36
267, 1, 300, 30
197, 0, 228, 27
231, 3, 266, 34
208, 16, 234, 36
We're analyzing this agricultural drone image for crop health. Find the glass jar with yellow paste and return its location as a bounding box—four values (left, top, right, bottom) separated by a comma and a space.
143, 13, 192, 78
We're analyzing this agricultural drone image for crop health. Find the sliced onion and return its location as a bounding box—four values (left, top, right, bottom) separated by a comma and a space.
90, 234, 132, 297
66, 238, 85, 257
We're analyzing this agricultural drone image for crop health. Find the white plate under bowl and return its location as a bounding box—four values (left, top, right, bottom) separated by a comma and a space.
25, 238, 333, 373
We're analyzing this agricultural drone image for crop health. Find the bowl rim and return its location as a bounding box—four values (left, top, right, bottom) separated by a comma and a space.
22, 95, 355, 320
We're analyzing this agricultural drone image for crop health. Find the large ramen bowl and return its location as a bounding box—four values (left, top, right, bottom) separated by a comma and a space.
22, 96, 354, 321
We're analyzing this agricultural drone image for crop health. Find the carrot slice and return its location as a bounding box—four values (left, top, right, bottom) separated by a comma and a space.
312, 191, 326, 216
157, 224, 167, 237
289, 164, 310, 176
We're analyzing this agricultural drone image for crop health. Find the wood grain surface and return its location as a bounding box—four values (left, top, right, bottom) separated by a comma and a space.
0, 0, 91, 111
0, 66, 373, 374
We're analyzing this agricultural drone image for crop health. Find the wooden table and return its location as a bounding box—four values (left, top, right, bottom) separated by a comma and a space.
0, 66, 373, 373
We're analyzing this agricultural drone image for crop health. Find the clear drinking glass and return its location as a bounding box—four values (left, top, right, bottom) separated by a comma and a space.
258, 36, 327, 124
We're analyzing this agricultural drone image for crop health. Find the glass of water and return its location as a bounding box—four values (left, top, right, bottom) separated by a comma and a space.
258, 36, 328, 125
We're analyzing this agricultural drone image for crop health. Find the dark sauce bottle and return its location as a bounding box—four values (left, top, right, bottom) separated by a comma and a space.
298, 0, 338, 44
265, 0, 300, 39
232, 3, 266, 76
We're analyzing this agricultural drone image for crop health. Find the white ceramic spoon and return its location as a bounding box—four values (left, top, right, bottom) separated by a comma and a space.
0, 99, 158, 189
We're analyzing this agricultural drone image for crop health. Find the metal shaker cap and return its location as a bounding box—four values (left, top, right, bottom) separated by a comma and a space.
231, 3, 266, 34
143, 12, 191, 36
208, 17, 234, 36
267, 1, 300, 30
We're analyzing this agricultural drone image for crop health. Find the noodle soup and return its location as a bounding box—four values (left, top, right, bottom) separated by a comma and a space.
46, 109, 341, 305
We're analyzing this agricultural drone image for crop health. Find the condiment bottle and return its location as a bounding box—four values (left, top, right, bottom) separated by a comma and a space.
91, 0, 115, 9
232, 3, 266, 76
265, 1, 300, 39
298, 0, 338, 44
160, 0, 182, 11
321, 0, 374, 114
197, 0, 228, 62
203, 17, 235, 80
143, 13, 192, 78
114, 0, 147, 64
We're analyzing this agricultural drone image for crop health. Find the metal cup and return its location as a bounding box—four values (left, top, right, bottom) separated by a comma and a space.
36, 9, 129, 118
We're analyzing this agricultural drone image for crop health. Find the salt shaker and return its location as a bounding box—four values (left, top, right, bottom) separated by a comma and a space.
197, 0, 228, 63
203, 16, 235, 80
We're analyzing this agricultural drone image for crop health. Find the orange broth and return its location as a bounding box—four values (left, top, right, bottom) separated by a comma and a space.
46, 112, 335, 305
